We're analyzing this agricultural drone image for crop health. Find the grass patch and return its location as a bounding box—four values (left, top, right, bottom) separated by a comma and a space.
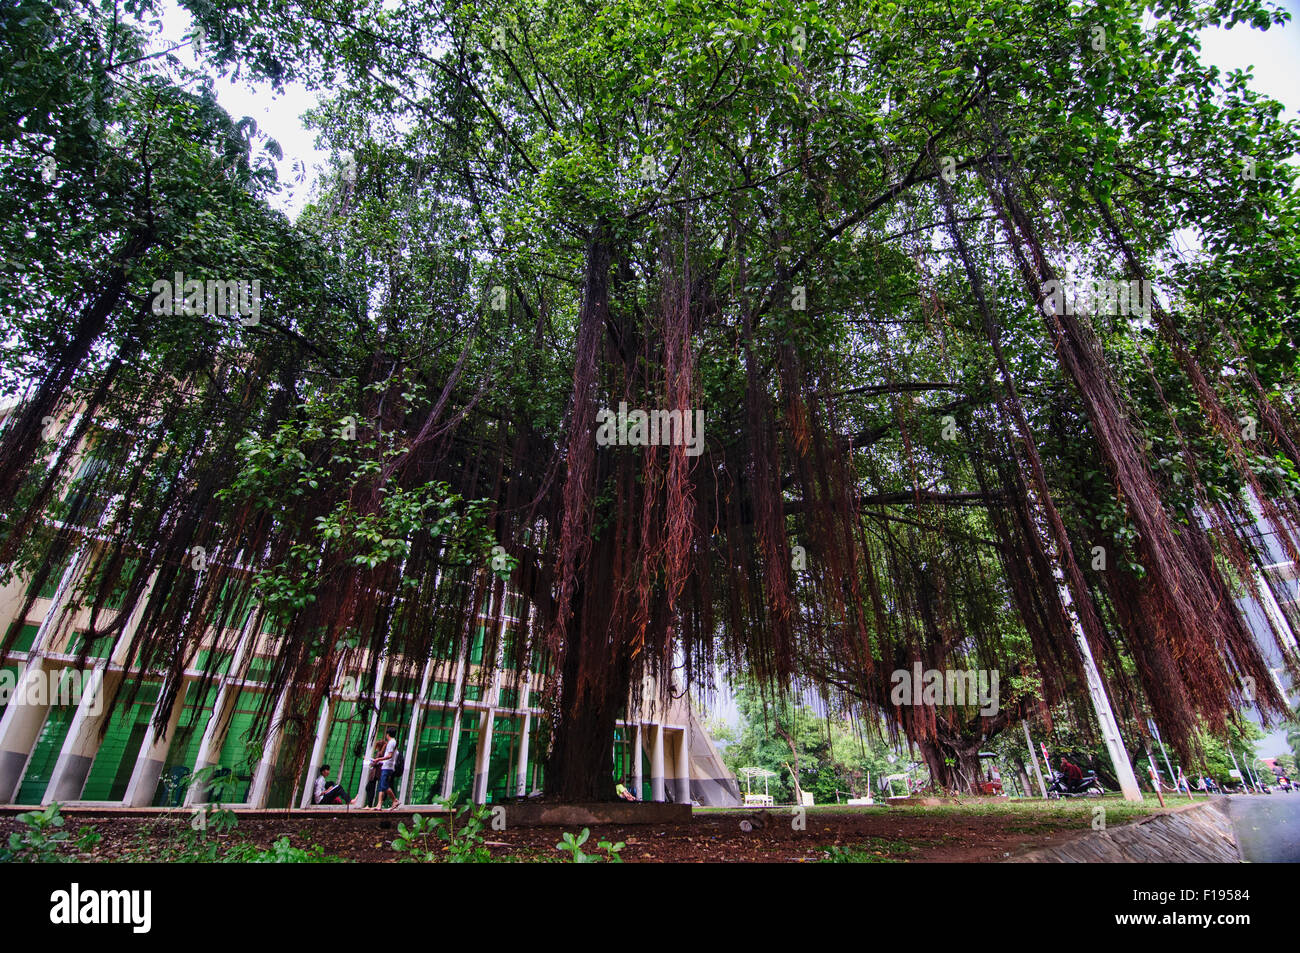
820, 837, 914, 863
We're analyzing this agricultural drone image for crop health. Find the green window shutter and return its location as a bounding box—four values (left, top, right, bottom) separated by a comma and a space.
15, 700, 78, 804
409, 710, 455, 804
485, 715, 521, 802
81, 682, 160, 800
151, 683, 217, 806
15, 624, 40, 652
469, 626, 486, 665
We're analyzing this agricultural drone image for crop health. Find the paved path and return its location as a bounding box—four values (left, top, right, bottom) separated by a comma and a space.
1228, 793, 1300, 862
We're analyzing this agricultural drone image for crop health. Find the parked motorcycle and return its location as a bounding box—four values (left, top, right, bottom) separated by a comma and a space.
1046, 770, 1105, 798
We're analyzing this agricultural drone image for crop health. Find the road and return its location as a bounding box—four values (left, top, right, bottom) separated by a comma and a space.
1228, 793, 1300, 862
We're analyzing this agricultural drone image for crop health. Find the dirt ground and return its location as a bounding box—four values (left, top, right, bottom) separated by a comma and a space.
1, 798, 1187, 863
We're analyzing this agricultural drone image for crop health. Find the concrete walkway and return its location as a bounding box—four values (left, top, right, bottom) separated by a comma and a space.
1228, 793, 1300, 862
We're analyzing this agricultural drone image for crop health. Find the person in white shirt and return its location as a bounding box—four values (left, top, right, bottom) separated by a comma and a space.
313, 764, 349, 805
371, 727, 401, 809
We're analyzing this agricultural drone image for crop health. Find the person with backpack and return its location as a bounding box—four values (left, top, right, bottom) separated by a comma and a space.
360, 738, 385, 807
372, 726, 401, 810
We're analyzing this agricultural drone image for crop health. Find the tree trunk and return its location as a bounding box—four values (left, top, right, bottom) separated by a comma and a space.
544, 608, 632, 801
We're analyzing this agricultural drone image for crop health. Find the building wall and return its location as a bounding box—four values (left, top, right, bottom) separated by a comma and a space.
0, 549, 736, 806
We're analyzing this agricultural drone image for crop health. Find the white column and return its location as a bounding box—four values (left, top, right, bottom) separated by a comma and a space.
1255, 569, 1299, 657
1025, 481, 1142, 802
472, 709, 495, 804
632, 724, 643, 800
123, 678, 189, 807
513, 668, 532, 798
45, 570, 157, 804
1065, 597, 1142, 801
650, 722, 665, 802
674, 726, 691, 803
184, 614, 258, 806
356, 655, 391, 805
246, 688, 291, 807
0, 548, 86, 802
299, 697, 334, 807
398, 657, 437, 805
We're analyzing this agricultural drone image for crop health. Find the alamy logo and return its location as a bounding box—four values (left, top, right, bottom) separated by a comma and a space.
0, 668, 101, 715
595, 402, 705, 457
889, 662, 999, 716
1041, 277, 1152, 319
50, 883, 151, 933
150, 272, 261, 326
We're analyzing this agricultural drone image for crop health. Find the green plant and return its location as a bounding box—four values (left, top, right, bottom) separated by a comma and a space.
392, 798, 493, 863
391, 812, 443, 862
166, 780, 242, 862
820, 842, 907, 863
74, 825, 103, 853
555, 828, 625, 863
2, 802, 72, 862
226, 835, 341, 863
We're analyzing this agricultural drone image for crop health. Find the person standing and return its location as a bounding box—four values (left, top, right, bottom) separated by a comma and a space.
373, 727, 401, 809
362, 738, 385, 807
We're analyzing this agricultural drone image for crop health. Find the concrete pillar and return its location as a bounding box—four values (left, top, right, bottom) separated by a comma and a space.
0, 549, 85, 802
650, 722, 665, 802
439, 708, 463, 803
45, 570, 157, 804
397, 661, 436, 805
438, 620, 471, 803
184, 615, 258, 806
1068, 599, 1142, 801
471, 708, 495, 804
354, 655, 391, 805
123, 681, 189, 807
42, 668, 120, 804
299, 697, 334, 808
1255, 569, 1299, 660
674, 727, 691, 804
515, 708, 531, 798
1026, 480, 1142, 802
632, 724, 643, 800
246, 688, 290, 807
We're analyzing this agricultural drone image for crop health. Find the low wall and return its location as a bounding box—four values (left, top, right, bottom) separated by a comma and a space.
1005, 799, 1241, 863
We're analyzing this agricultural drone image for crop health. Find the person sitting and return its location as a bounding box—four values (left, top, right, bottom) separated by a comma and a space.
1059, 756, 1085, 791
614, 776, 637, 801
313, 764, 351, 805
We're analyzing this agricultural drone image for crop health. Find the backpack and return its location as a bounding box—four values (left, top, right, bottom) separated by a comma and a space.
394, 749, 405, 777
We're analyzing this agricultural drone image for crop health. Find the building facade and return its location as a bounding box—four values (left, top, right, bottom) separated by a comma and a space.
0, 545, 739, 809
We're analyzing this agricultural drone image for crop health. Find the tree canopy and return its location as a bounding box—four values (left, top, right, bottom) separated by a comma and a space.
2, 0, 1299, 798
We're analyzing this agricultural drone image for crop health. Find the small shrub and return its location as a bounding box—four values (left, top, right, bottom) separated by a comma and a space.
556, 828, 625, 863
2, 802, 73, 862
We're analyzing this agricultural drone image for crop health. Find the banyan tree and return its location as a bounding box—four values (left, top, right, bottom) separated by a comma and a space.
1, 0, 1298, 800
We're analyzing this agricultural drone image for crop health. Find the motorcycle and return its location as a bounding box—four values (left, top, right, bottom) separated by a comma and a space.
1046, 770, 1105, 798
